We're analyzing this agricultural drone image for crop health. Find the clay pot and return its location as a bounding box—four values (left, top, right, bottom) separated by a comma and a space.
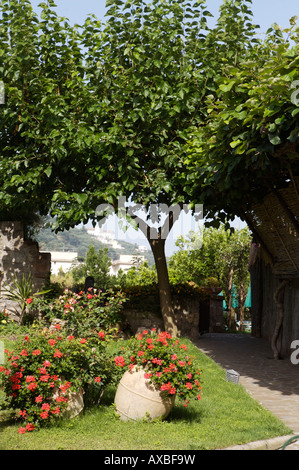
114, 367, 175, 421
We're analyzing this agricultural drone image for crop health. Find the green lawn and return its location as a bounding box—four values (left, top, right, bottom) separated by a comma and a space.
0, 336, 291, 450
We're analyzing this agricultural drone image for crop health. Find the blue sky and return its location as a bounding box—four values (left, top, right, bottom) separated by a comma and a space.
27, 1, 299, 254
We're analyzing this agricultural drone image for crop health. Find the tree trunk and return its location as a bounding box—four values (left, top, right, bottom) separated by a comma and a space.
149, 236, 178, 337
237, 282, 246, 331
128, 206, 182, 337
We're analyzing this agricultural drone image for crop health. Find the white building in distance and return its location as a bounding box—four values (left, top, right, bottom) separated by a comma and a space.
110, 254, 145, 276
45, 251, 79, 275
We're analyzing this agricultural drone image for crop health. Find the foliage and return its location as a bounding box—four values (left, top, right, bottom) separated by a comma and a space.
119, 261, 158, 288
0, 0, 260, 335
0, 327, 117, 433
114, 329, 202, 407
168, 224, 252, 327
70, 245, 113, 291
2, 273, 51, 325
34, 288, 127, 337
186, 18, 299, 224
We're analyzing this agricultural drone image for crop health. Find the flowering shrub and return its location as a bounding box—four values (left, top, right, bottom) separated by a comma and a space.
114, 329, 202, 407
34, 288, 126, 336
0, 327, 117, 433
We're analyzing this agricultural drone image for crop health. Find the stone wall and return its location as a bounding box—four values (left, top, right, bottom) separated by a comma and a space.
123, 294, 201, 340
0, 221, 51, 317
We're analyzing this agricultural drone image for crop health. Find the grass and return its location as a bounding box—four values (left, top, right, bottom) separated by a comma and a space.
0, 335, 291, 451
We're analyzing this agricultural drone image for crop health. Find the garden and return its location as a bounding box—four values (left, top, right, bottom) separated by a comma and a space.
0, 284, 290, 450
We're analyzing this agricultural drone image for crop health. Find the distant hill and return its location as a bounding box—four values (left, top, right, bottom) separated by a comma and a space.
36, 225, 155, 265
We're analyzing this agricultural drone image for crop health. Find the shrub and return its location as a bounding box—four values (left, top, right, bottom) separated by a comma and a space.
114, 329, 203, 407
0, 326, 118, 433
34, 288, 127, 337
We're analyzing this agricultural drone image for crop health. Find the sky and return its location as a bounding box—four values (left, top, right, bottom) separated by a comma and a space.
27, 0, 299, 255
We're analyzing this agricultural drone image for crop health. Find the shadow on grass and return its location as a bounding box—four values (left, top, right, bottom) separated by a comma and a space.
100, 385, 203, 423
167, 403, 203, 423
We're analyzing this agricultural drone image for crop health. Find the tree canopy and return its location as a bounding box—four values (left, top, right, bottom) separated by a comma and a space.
2, 0, 297, 333
186, 17, 299, 226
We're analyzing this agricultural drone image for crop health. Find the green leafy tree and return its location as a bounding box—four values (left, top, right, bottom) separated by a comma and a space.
0, 0, 260, 334
71, 245, 112, 291
168, 225, 252, 328
186, 16, 299, 226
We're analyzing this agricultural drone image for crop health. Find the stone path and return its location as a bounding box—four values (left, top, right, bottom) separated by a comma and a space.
193, 333, 299, 450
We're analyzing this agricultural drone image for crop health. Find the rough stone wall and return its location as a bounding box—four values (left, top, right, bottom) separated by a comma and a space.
123, 294, 200, 339
0, 221, 51, 317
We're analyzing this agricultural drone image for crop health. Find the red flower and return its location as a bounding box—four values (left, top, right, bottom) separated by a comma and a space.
18, 427, 27, 434
48, 339, 56, 346
25, 375, 36, 383
40, 374, 50, 382
87, 293, 93, 299
40, 411, 49, 419
26, 298, 33, 304
185, 382, 193, 389
27, 382, 37, 391
35, 395, 43, 403
41, 403, 50, 411
32, 349, 41, 356
53, 349, 63, 358
26, 423, 35, 432
95, 376, 101, 383
114, 356, 125, 367
80, 338, 86, 344
98, 331, 105, 339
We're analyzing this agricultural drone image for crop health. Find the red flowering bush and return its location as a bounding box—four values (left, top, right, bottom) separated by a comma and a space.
0, 327, 117, 433
114, 329, 202, 407
33, 288, 126, 337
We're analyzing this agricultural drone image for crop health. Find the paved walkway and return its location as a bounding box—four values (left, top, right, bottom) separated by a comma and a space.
193, 333, 299, 449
